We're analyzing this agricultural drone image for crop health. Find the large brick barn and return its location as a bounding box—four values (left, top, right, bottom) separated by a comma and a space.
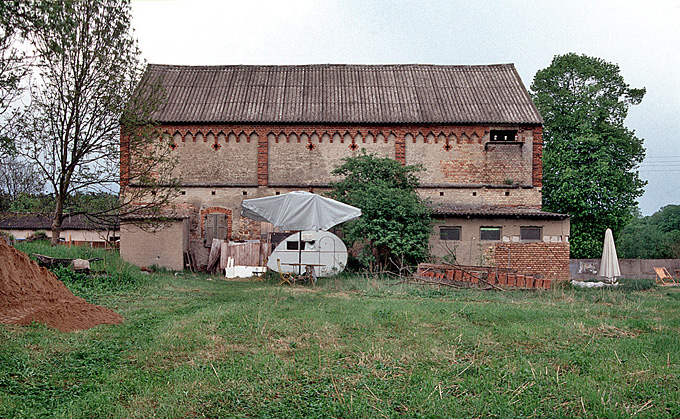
120, 64, 570, 280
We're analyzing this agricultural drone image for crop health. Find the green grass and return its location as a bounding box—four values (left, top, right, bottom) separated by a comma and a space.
1, 243, 679, 418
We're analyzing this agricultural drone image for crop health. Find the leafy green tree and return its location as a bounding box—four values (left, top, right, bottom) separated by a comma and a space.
0, 1, 33, 155
0, 155, 44, 210
329, 150, 432, 272
618, 205, 680, 258
531, 53, 646, 258
12, 0, 178, 245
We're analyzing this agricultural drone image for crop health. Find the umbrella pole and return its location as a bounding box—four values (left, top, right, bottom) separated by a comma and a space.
298, 232, 302, 275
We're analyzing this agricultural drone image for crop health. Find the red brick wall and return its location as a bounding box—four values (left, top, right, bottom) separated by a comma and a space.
493, 242, 569, 281
532, 126, 543, 188
258, 133, 268, 186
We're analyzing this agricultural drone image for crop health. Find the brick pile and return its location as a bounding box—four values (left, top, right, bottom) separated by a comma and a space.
415, 263, 552, 289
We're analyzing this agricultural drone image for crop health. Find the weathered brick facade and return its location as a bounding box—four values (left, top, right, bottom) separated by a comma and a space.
119, 64, 569, 277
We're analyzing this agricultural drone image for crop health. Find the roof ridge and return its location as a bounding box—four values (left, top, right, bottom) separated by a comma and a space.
146, 63, 517, 70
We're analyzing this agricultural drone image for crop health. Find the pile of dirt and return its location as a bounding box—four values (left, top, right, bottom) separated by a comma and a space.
0, 240, 123, 332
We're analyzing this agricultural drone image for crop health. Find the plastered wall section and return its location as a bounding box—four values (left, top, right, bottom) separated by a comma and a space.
120, 219, 187, 271
267, 132, 395, 185
419, 187, 541, 207
169, 130, 258, 185
430, 216, 570, 275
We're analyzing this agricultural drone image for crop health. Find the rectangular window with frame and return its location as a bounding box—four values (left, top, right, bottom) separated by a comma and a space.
520, 226, 542, 241
480, 227, 501, 241
440, 226, 461, 241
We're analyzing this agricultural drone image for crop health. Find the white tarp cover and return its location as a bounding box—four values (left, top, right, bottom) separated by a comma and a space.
599, 228, 621, 282
240, 191, 361, 231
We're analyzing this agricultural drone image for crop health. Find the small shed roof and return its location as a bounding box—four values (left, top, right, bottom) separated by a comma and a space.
0, 213, 119, 230
141, 64, 543, 125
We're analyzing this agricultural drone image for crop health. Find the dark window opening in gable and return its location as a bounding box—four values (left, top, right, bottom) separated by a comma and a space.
204, 213, 228, 247
520, 226, 542, 241
490, 130, 517, 142
480, 227, 501, 241
440, 226, 461, 241
286, 240, 299, 250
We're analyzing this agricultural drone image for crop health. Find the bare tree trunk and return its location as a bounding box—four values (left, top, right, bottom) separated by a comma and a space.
50, 195, 64, 246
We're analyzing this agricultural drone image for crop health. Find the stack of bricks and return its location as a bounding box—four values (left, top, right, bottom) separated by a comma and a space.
492, 271, 551, 289
416, 263, 552, 289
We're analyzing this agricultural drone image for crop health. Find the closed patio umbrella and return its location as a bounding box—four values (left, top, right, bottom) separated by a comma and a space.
599, 228, 621, 283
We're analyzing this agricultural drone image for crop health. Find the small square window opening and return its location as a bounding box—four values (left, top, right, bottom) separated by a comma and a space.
440, 226, 461, 241
520, 227, 542, 241
480, 227, 501, 241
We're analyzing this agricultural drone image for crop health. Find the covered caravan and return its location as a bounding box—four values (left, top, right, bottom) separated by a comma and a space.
241, 191, 361, 275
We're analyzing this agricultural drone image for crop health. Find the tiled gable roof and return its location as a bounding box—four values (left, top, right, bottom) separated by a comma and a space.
142, 64, 543, 125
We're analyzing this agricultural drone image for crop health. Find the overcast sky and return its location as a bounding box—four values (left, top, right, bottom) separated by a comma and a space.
131, 0, 679, 215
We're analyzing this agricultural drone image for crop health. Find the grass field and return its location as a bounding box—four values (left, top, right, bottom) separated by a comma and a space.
1, 242, 679, 418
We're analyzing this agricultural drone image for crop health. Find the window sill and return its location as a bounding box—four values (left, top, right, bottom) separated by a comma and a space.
485, 141, 524, 150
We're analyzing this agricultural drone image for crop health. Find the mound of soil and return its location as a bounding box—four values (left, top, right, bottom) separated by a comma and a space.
0, 240, 123, 332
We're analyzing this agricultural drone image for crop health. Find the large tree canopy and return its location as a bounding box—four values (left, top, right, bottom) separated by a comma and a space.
8, 0, 177, 245
618, 205, 680, 259
531, 53, 646, 258
329, 150, 432, 272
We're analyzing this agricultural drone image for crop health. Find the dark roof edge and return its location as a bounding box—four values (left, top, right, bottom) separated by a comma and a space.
154, 120, 544, 126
